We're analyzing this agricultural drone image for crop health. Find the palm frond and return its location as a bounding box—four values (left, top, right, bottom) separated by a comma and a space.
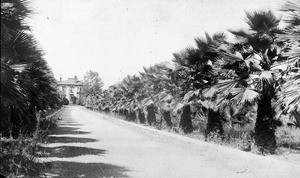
285, 47, 300, 66
259, 70, 274, 83
202, 87, 218, 98
216, 79, 241, 95
195, 37, 209, 50
212, 32, 227, 43
0, 60, 27, 109
1, 0, 31, 32
277, 74, 300, 113
277, 26, 300, 44
220, 51, 244, 65
158, 91, 173, 101
182, 90, 200, 103
170, 100, 184, 113
198, 100, 218, 111
229, 88, 260, 105
280, 0, 300, 25
205, 32, 213, 44
172, 52, 189, 67
228, 29, 254, 40
245, 10, 280, 33
11, 64, 27, 72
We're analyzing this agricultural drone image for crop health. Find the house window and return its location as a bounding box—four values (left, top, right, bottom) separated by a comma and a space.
70, 87, 74, 93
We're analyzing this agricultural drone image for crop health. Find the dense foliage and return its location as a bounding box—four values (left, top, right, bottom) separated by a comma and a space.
82, 70, 104, 95
1, 0, 61, 138
85, 1, 300, 153
76, 70, 104, 106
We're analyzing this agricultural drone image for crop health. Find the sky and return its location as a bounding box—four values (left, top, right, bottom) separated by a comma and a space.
27, 0, 283, 88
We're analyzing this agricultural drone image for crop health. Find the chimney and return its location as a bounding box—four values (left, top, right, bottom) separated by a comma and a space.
60, 76, 62, 81
75, 75, 78, 81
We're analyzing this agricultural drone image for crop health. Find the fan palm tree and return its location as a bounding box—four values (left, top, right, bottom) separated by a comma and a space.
139, 64, 170, 125
1, 0, 60, 137
275, 0, 300, 127
210, 10, 284, 153
229, 10, 281, 69
173, 32, 228, 134
0, 61, 27, 135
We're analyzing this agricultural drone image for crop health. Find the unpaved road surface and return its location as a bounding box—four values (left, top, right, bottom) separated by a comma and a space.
39, 106, 300, 178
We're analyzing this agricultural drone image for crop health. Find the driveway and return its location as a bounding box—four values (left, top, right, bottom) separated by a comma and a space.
39, 105, 300, 178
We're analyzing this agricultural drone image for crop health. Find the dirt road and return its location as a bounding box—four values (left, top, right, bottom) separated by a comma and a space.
39, 106, 300, 178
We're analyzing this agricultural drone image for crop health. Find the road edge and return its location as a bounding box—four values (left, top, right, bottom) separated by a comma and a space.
83, 107, 300, 166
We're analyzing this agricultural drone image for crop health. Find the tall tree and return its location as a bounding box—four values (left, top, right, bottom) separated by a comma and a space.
1, 0, 60, 137
173, 32, 227, 135
276, 0, 300, 127
211, 10, 283, 153
83, 70, 104, 96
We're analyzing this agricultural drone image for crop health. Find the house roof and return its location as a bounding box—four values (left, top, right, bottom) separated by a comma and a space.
57, 78, 84, 86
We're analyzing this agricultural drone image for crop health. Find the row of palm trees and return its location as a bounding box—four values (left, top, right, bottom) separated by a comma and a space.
1, 0, 61, 138
85, 1, 299, 153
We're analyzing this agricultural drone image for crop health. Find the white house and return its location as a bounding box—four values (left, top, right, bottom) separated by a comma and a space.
57, 76, 84, 102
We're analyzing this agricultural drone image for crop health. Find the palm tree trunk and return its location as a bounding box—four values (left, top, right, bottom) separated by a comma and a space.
123, 109, 130, 121
162, 110, 172, 127
138, 109, 146, 124
0, 107, 11, 137
254, 83, 280, 153
128, 110, 137, 121
146, 104, 156, 125
179, 105, 193, 133
261, 49, 271, 70
205, 109, 224, 138
10, 108, 21, 138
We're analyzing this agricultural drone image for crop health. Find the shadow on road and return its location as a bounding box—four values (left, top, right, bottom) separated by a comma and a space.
51, 126, 90, 135
38, 109, 132, 177
40, 161, 130, 178
39, 144, 131, 177
47, 136, 98, 143
46, 123, 95, 143
38, 146, 130, 177
58, 123, 84, 126
42, 146, 106, 158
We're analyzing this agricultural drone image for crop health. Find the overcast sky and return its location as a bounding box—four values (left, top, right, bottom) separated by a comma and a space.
27, 0, 282, 88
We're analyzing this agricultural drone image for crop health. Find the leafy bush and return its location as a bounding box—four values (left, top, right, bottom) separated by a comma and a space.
71, 96, 77, 104
36, 116, 58, 141
276, 126, 300, 149
0, 137, 45, 177
0, 109, 60, 177
1, 0, 61, 138
62, 98, 69, 105
76, 96, 86, 105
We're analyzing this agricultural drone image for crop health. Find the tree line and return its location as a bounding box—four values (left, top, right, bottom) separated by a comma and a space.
1, 0, 61, 138
82, 1, 300, 153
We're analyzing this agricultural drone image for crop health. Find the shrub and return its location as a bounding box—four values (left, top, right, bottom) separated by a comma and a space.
36, 116, 58, 141
276, 126, 300, 149
71, 96, 77, 104
62, 98, 69, 105
204, 124, 254, 152
1, 138, 32, 177
0, 137, 48, 177
76, 96, 86, 105
0, 109, 59, 177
